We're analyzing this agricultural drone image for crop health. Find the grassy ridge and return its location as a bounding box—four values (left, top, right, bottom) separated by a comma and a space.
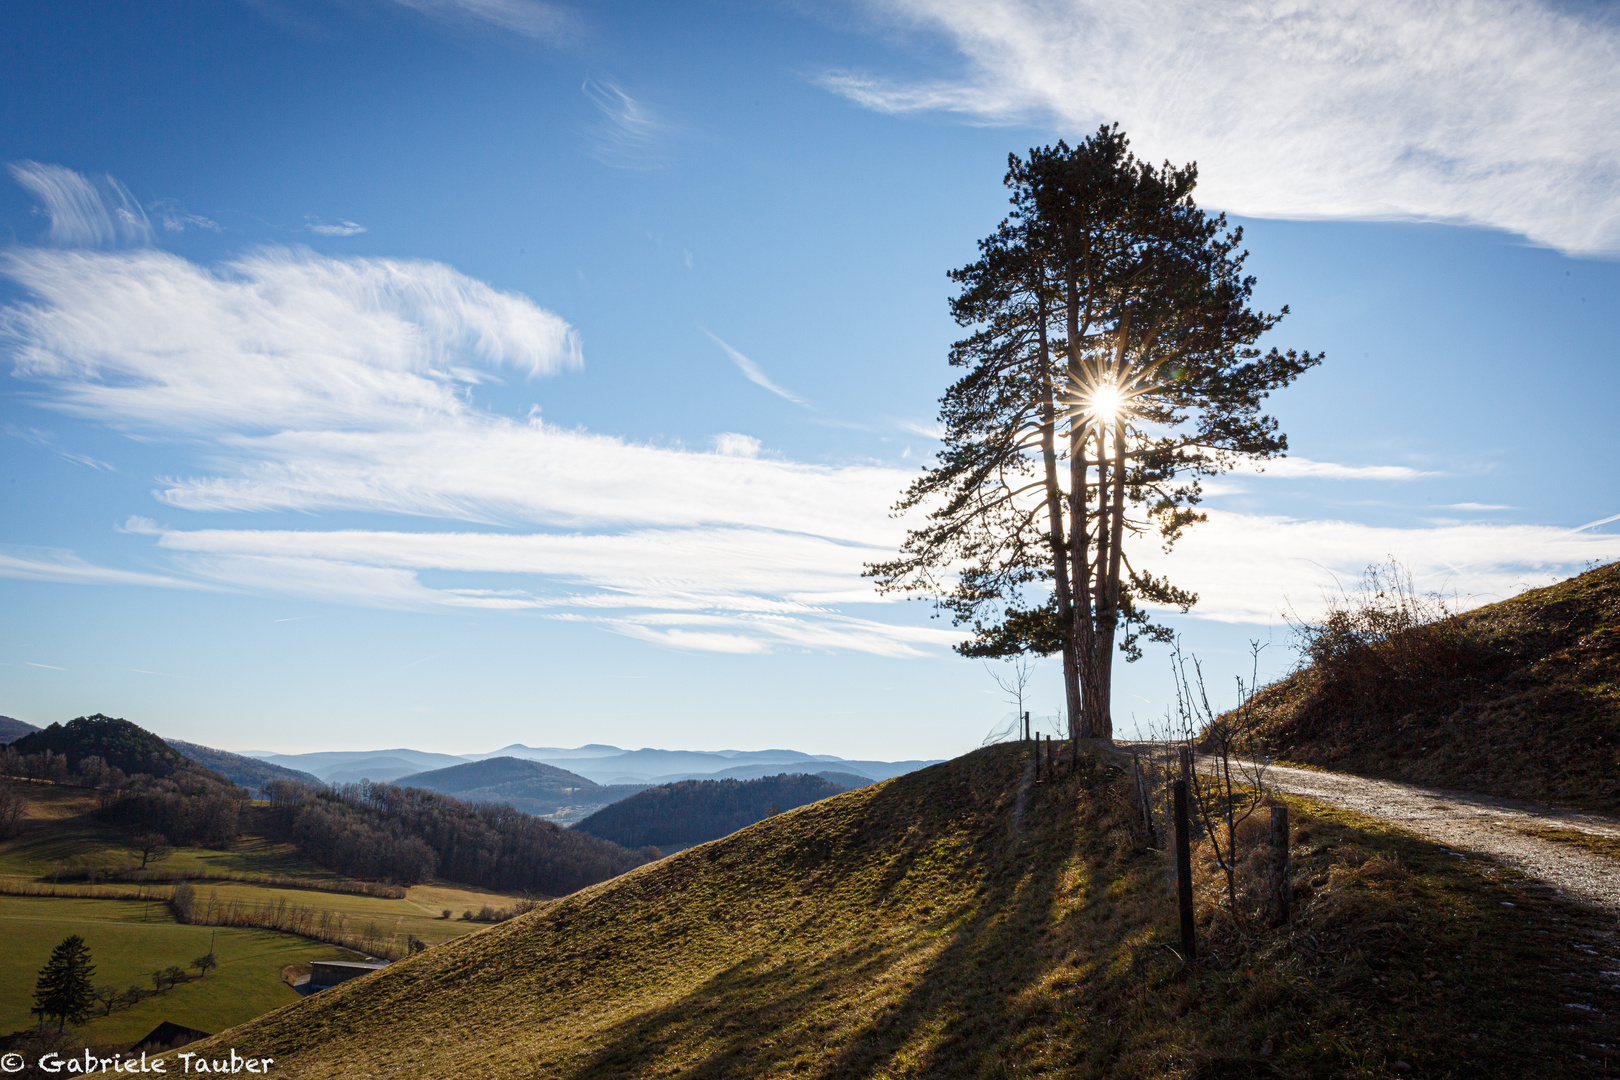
161, 744, 1618, 1079
1252, 561, 1620, 811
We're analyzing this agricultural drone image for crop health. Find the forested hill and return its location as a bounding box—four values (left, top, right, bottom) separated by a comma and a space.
9, 713, 190, 777
167, 738, 320, 793
260, 778, 657, 893
1250, 560, 1620, 812
571, 772, 849, 851
396, 756, 646, 820
0, 715, 39, 743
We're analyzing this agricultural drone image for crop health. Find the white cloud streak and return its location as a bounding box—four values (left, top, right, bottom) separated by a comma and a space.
1141, 509, 1620, 624
385, 0, 578, 41
0, 246, 581, 433
831, 0, 1620, 255
582, 80, 669, 169
306, 219, 366, 237
1237, 457, 1435, 482
0, 547, 209, 591
9, 161, 154, 247
699, 326, 807, 405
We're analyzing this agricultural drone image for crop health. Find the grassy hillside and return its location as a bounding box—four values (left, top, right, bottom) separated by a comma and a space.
166, 740, 320, 793
161, 744, 1617, 1079
572, 772, 849, 852
1251, 561, 1620, 811
395, 756, 645, 822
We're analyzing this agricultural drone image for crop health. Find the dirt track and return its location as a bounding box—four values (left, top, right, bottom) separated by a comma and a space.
1223, 760, 1620, 915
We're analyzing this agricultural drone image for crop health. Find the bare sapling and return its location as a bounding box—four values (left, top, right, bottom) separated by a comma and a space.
1169, 640, 1274, 927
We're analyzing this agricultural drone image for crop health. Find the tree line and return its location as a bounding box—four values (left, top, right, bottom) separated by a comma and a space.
260, 779, 656, 894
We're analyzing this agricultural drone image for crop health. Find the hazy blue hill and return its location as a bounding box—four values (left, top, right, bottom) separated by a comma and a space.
9, 713, 190, 777
398, 755, 596, 794
249, 747, 469, 781
166, 738, 321, 793
396, 756, 646, 822
474, 742, 626, 761
571, 772, 850, 851
0, 715, 40, 743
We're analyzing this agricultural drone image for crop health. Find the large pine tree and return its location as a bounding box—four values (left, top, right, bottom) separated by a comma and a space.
32, 933, 96, 1032
869, 127, 1321, 741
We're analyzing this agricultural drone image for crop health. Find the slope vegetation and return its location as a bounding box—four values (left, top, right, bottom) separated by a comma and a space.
1252, 561, 1620, 812
165, 744, 1615, 1079
572, 772, 849, 851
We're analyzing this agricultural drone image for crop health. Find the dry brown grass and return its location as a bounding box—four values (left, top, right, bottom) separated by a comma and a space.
1253, 561, 1620, 812
153, 744, 1620, 1079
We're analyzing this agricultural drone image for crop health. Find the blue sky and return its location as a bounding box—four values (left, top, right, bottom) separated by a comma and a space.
2, 0, 1617, 759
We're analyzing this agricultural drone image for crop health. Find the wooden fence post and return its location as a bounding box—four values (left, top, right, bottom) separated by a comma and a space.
1024, 711, 1030, 742
1132, 752, 1157, 848
1269, 803, 1291, 926
1173, 775, 1195, 959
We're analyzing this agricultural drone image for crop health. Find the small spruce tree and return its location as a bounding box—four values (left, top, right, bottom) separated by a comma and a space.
32, 934, 96, 1032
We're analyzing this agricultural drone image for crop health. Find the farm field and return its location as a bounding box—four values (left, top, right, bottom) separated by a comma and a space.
0, 780, 542, 1045
0, 895, 351, 1044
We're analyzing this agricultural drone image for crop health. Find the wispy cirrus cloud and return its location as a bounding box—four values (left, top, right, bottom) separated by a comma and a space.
0, 245, 580, 433
1237, 457, 1436, 482
305, 218, 366, 237
384, 0, 578, 42
582, 79, 669, 169
8, 161, 153, 247
0, 546, 208, 591
829, 0, 1620, 255
699, 326, 808, 405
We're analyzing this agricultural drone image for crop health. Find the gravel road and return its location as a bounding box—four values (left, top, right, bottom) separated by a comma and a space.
1236, 761, 1620, 915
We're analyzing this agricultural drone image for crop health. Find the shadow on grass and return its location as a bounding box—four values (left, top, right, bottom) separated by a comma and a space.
563, 749, 1155, 1080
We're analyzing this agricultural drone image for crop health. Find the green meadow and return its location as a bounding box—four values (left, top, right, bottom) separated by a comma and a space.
0, 894, 351, 1043
0, 782, 538, 1045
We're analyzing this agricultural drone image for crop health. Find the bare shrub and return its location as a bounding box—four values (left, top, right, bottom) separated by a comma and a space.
0, 782, 28, 838
1164, 640, 1275, 930
1287, 559, 1497, 731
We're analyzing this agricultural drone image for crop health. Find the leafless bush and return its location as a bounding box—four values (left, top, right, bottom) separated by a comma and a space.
1164, 640, 1274, 929
1286, 559, 1497, 730
0, 782, 28, 838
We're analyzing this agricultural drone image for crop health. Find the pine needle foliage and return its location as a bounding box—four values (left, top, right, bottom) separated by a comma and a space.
31, 933, 96, 1032
867, 127, 1321, 740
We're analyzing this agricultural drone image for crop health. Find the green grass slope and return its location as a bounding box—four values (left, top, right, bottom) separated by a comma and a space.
0, 895, 352, 1043
1253, 561, 1620, 812
160, 744, 1616, 1079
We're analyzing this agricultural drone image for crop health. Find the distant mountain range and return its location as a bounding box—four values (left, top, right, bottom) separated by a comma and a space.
237, 744, 941, 787
165, 739, 321, 794
0, 715, 40, 743
392, 757, 649, 824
